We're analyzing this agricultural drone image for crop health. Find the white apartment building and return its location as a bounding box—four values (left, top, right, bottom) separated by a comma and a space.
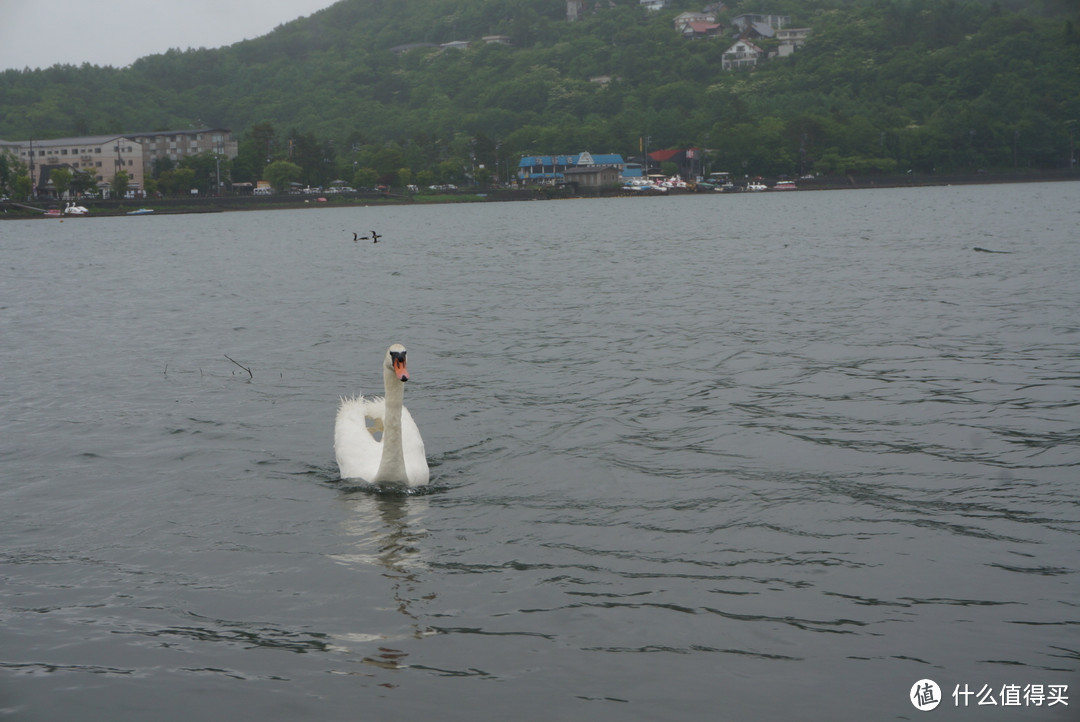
0, 134, 144, 196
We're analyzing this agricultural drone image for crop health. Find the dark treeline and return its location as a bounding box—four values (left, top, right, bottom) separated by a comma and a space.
1, 0, 1078, 189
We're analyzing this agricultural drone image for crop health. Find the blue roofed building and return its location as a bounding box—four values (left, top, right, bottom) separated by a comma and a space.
517, 151, 629, 184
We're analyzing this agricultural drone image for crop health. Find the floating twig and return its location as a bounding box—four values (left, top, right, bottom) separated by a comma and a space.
224, 354, 253, 379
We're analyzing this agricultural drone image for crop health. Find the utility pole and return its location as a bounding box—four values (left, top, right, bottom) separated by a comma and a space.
215, 139, 223, 195
28, 138, 35, 199
115, 137, 124, 198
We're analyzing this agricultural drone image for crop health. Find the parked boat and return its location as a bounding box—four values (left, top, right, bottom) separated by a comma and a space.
773, 180, 797, 191
659, 175, 688, 189
127, 208, 154, 215
746, 181, 768, 192
64, 202, 90, 215
623, 179, 668, 192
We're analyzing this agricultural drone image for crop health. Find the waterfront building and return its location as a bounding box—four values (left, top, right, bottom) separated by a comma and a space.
517, 151, 627, 184
0, 134, 145, 196
1, 127, 237, 197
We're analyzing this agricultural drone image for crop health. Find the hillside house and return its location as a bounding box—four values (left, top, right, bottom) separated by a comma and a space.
568, 0, 617, 21
674, 11, 716, 28
722, 39, 764, 70
739, 21, 776, 40
775, 27, 811, 56
640, 0, 670, 11
731, 13, 790, 31
674, 12, 723, 39
682, 21, 722, 39
390, 42, 436, 54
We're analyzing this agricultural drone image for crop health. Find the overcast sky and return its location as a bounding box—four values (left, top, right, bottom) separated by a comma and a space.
0, 0, 342, 72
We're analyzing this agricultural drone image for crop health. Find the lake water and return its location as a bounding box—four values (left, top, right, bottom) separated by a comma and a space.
1, 184, 1077, 720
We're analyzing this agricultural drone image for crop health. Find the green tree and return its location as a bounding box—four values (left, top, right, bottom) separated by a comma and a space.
250, 122, 276, 164
371, 144, 405, 177
352, 167, 379, 189
232, 122, 276, 184
50, 167, 73, 198
70, 169, 97, 197
157, 168, 196, 195
264, 160, 302, 191
437, 159, 466, 185
474, 166, 493, 187
173, 168, 196, 194
151, 156, 176, 178
415, 169, 436, 188
111, 170, 130, 199
180, 150, 227, 194
0, 149, 27, 196
15, 174, 33, 200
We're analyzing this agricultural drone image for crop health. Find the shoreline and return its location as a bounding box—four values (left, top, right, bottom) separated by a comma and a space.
3, 170, 1077, 220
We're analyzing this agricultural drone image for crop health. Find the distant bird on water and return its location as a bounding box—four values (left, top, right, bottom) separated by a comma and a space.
368, 230, 383, 243
352, 230, 382, 243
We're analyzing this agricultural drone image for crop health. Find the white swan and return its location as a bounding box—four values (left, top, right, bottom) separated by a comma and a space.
334, 344, 429, 487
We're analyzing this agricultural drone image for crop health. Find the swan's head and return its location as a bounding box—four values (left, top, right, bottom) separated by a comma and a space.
385, 344, 409, 382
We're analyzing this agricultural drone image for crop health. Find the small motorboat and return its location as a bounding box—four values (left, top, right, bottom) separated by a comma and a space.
773, 180, 797, 191
126, 208, 154, 215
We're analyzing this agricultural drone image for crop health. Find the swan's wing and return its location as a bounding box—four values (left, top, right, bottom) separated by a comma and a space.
334, 395, 384, 481
399, 404, 430, 486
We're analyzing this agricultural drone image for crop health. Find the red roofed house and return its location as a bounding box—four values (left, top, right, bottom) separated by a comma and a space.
647, 148, 706, 179
683, 21, 722, 39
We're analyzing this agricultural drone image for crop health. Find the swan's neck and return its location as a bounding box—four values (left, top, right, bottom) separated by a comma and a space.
374, 366, 407, 482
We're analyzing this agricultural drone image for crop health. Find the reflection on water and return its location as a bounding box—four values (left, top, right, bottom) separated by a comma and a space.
330, 488, 431, 573
329, 489, 435, 670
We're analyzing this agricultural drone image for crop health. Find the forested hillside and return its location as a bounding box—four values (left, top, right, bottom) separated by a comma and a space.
1, 0, 1078, 188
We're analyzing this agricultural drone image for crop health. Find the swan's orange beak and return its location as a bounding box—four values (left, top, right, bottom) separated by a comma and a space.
393, 356, 409, 382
